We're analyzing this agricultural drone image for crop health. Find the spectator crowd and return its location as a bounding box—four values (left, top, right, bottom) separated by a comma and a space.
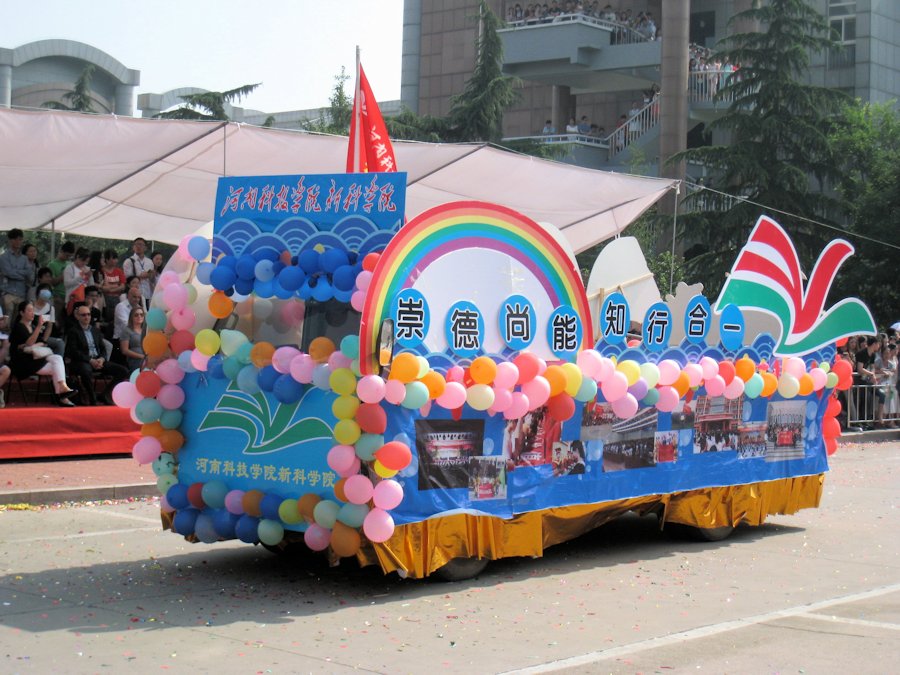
506, 2, 658, 41
0, 229, 166, 408
836, 331, 900, 430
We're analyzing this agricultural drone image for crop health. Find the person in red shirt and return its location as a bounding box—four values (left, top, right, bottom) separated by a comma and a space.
99, 249, 126, 322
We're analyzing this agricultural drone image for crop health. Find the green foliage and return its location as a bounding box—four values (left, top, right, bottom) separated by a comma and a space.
301, 68, 352, 135
157, 83, 261, 121
446, 0, 520, 142
261, 115, 276, 128
826, 101, 900, 327
42, 65, 97, 113
673, 0, 849, 297
384, 108, 451, 142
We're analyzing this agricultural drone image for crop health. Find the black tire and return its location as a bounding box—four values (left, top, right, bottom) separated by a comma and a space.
692, 525, 735, 542
432, 557, 489, 581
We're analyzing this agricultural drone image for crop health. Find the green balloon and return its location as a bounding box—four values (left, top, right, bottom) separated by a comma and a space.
744, 373, 764, 399
355, 434, 384, 461
145, 308, 167, 331
152, 452, 176, 476
156, 472, 178, 494
313, 500, 340, 529
402, 381, 429, 409
223, 355, 243, 380
257, 519, 285, 546
337, 502, 369, 528
160, 409, 183, 429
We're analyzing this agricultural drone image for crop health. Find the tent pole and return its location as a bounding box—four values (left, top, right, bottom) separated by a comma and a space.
50, 220, 56, 259
669, 182, 680, 295
223, 123, 227, 176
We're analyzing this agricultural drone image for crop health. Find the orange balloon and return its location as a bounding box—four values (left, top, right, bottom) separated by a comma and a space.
208, 291, 234, 319
142, 331, 168, 358
673, 371, 691, 398
735, 356, 756, 382
761, 372, 778, 397
330, 521, 361, 558
298, 493, 321, 522
159, 429, 184, 453
389, 352, 419, 383
333, 478, 348, 503
141, 421, 164, 438
798, 373, 814, 396
420, 370, 446, 399
469, 356, 497, 385
242, 489, 264, 517
250, 341, 275, 368
544, 365, 567, 397
308, 336, 336, 363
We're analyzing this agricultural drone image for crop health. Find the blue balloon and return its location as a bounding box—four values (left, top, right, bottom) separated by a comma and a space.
234, 277, 254, 296
332, 265, 357, 291
347, 251, 359, 265
207, 354, 225, 378
272, 279, 294, 300
201, 480, 229, 509
236, 365, 260, 394
260, 494, 283, 520
278, 265, 305, 291
212, 509, 239, 538
166, 483, 190, 510
196, 262, 215, 285
234, 341, 253, 364
235, 515, 260, 543
335, 288, 354, 304
258, 365, 280, 392
194, 513, 219, 543
254, 259, 275, 282
272, 261, 285, 276
223, 355, 244, 380
298, 279, 314, 300
235, 254, 257, 280
312, 278, 333, 302
253, 278, 275, 297
217, 255, 237, 269
173, 508, 199, 536
160, 409, 183, 429
320, 248, 349, 273
210, 265, 237, 291
187, 236, 211, 261
298, 249, 320, 273
177, 350, 196, 373
273, 374, 304, 403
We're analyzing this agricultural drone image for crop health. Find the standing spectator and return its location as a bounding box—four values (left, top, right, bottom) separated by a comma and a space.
123, 237, 155, 303
22, 243, 39, 302
115, 285, 145, 342
67, 301, 128, 405
541, 119, 556, 134
855, 336, 883, 427
628, 101, 642, 141
0, 307, 9, 408
63, 247, 92, 313
120, 306, 146, 372
99, 249, 125, 320
577, 115, 591, 134
0, 228, 35, 320
149, 250, 166, 297
47, 241, 75, 332
9, 300, 78, 406
565, 116, 579, 133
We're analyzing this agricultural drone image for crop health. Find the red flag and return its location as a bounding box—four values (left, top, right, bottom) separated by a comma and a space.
346, 63, 398, 173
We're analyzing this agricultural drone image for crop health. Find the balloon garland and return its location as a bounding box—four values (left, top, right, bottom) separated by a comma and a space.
114, 234, 852, 557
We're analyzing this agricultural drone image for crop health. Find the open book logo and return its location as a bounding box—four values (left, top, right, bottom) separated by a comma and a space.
198, 384, 332, 455
715, 215, 875, 356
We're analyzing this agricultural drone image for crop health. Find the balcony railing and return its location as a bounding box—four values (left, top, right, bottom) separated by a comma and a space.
608, 98, 659, 158
688, 70, 737, 104
502, 13, 652, 46
828, 43, 856, 69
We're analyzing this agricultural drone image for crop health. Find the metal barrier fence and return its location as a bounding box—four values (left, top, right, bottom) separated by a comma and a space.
841, 383, 897, 429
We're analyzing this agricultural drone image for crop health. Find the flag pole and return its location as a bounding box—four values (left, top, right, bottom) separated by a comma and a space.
351, 46, 362, 172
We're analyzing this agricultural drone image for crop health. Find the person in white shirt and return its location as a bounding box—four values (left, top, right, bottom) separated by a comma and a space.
122, 237, 156, 302
115, 285, 145, 341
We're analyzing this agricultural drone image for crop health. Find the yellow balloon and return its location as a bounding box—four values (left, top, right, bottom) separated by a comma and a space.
195, 329, 221, 356
332, 395, 360, 420
561, 362, 583, 397
329, 367, 358, 396
333, 419, 361, 445
617, 359, 641, 386
373, 459, 399, 479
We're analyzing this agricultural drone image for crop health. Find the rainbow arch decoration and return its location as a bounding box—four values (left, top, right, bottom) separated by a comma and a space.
359, 201, 593, 374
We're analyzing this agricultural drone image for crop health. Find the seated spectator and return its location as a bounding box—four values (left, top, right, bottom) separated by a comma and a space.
541, 119, 556, 134
115, 285, 146, 342
565, 116, 579, 133
0, 307, 9, 408
66, 302, 128, 405
119, 276, 147, 310
577, 115, 591, 134
8, 301, 77, 406
32, 283, 65, 356
120, 306, 146, 373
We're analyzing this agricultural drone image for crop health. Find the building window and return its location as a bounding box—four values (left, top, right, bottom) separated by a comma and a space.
828, 1, 856, 69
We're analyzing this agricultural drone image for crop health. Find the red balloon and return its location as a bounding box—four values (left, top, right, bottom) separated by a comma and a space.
362, 252, 381, 272
135, 371, 162, 397
513, 353, 541, 384
718, 360, 736, 385
831, 359, 852, 390
170, 329, 195, 355
374, 441, 412, 471
823, 416, 841, 439
825, 436, 838, 456
187, 482, 206, 509
547, 393, 576, 421
355, 403, 387, 434
826, 395, 842, 418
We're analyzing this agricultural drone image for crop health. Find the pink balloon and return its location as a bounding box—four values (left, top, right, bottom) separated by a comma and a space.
157, 384, 185, 410
278, 301, 305, 327
156, 358, 185, 385
384, 379, 406, 405
190, 349, 211, 371
162, 282, 188, 311
491, 387, 513, 412
655, 385, 680, 412
784, 356, 806, 379
611, 393, 639, 419
504, 392, 531, 420
272, 346, 300, 374
657, 359, 681, 386
700, 356, 719, 381
436, 381, 466, 409
576, 349, 603, 379
350, 290, 366, 312
289, 353, 316, 383
357, 375, 386, 403
327, 445, 357, 475
169, 307, 195, 331
304, 523, 332, 551
595, 356, 615, 383
328, 351, 352, 369
446, 365, 465, 383
683, 363, 703, 388
344, 475, 374, 505
338, 456, 362, 478
724, 377, 745, 400
521, 376, 551, 410
355, 270, 373, 291
224, 489, 245, 514
158, 270, 180, 289
493, 362, 520, 390
159, 494, 175, 514
176, 235, 192, 261
809, 367, 827, 391
363, 508, 395, 543
601, 370, 628, 402
705, 374, 726, 397
112, 381, 141, 408
372, 480, 404, 510
132, 436, 162, 465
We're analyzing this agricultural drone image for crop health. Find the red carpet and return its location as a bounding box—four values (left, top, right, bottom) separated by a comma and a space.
0, 406, 140, 459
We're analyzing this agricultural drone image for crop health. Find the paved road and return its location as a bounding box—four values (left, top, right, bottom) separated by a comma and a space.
1, 444, 897, 674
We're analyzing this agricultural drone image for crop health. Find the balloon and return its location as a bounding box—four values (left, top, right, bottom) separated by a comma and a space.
327, 445, 358, 475
574, 377, 598, 402
334, 419, 361, 445
250, 341, 275, 368
465, 383, 495, 411
683, 363, 703, 388
735, 356, 756, 382
798, 373, 814, 396
363, 508, 395, 543
642, 388, 660, 406
339, 334, 360, 359
576, 350, 603, 379
657, 359, 681, 386
344, 475, 374, 505
190, 349, 211, 371
831, 359, 852, 390
699, 356, 719, 381
224, 490, 245, 515
132, 436, 162, 464
355, 270, 373, 291
491, 387, 513, 412
705, 374, 726, 397
328, 367, 357, 396
269, 346, 298, 374
543, 365, 567, 397
628, 377, 648, 401
208, 290, 234, 319
744, 373, 764, 399
355, 434, 383, 462
547, 393, 575, 421
784, 356, 806, 379
673, 371, 691, 398
273, 374, 304, 403
375, 441, 412, 471
303, 523, 332, 551
145, 307, 167, 331
595, 356, 615, 383
196, 262, 215, 285
356, 374, 386, 403
236, 365, 260, 394
308, 336, 336, 363
384, 379, 406, 405
187, 482, 205, 509
761, 372, 779, 397
112, 381, 142, 408
166, 483, 190, 510
521, 376, 551, 409
493, 362, 519, 390
212, 509, 239, 538
163, 282, 188, 311
373, 480, 404, 510
436, 381, 466, 409
337, 502, 369, 528
611, 393, 638, 419
153, 358, 182, 384
778, 374, 800, 399
157, 383, 185, 410
288, 353, 314, 384
823, 416, 841, 439
235, 515, 260, 543
718, 361, 736, 385
312, 363, 332, 390
826, 395, 842, 418
724, 376, 745, 400
389, 352, 419, 383
313, 499, 340, 528
173, 509, 199, 537
257, 519, 284, 546
655, 386, 680, 413
809, 367, 827, 391
356, 403, 387, 434
469, 356, 497, 385
513, 352, 542, 384
188, 236, 210, 261
351, 290, 366, 312
616, 360, 641, 386
193, 513, 219, 544
142, 421, 164, 438
600, 371, 628, 402
142, 331, 168, 358
156, 473, 178, 495
420, 370, 447, 399
134, 397, 163, 423
201, 480, 228, 509
504, 391, 531, 420
241, 489, 264, 517
329, 522, 361, 557
169, 330, 195, 355
151, 452, 175, 476
332, 395, 359, 420
639, 362, 660, 388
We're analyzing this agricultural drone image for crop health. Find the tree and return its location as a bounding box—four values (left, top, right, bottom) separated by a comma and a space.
301, 68, 353, 135
673, 0, 849, 297
826, 101, 900, 326
446, 0, 519, 142
157, 83, 261, 121
42, 64, 97, 113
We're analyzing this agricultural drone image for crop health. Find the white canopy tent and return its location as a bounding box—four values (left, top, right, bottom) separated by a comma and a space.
0, 107, 676, 251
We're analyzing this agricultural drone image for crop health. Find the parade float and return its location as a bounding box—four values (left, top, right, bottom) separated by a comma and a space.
113, 171, 875, 579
